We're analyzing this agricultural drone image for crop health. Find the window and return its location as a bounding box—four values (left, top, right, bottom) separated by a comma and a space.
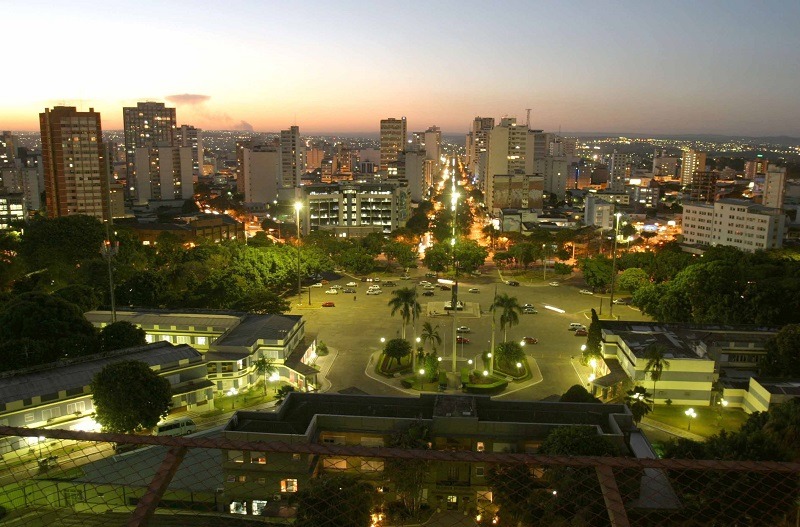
196, 336, 207, 346
476, 466, 485, 477
228, 451, 244, 463
25, 413, 34, 423
251, 453, 267, 464
281, 479, 298, 493
292, 453, 302, 461
322, 458, 348, 470
476, 442, 485, 452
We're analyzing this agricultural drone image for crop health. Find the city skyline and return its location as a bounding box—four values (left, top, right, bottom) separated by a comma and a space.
2, 0, 799, 136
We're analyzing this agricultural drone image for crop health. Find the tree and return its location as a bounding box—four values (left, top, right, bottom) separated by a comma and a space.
254, 357, 277, 395
482, 224, 499, 249
539, 426, 618, 456
405, 211, 430, 238
617, 267, 649, 294
18, 215, 106, 280
338, 247, 375, 275
275, 385, 295, 405
294, 474, 376, 527
383, 338, 412, 368
387, 287, 420, 340
760, 323, 800, 377
559, 384, 601, 403
625, 386, 653, 424
420, 321, 441, 354
384, 240, 417, 269
422, 242, 451, 273
53, 284, 101, 313
582, 308, 603, 365
91, 360, 171, 433
553, 262, 573, 276
643, 343, 670, 404
578, 255, 613, 292
494, 341, 525, 370
453, 239, 488, 274
385, 421, 430, 516
231, 288, 290, 314
491, 293, 522, 342
100, 321, 147, 352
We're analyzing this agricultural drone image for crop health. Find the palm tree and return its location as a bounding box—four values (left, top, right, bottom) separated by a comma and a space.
491, 293, 522, 342
420, 322, 442, 355
643, 343, 670, 406
387, 287, 421, 340
625, 386, 653, 424
254, 356, 277, 396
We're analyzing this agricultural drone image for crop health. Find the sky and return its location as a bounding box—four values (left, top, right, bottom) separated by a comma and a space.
2, 0, 799, 136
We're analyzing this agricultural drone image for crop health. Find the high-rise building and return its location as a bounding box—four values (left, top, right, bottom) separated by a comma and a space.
379, 117, 406, 173
280, 126, 303, 188
133, 146, 194, 203
533, 132, 556, 161
745, 158, 769, 179
123, 102, 177, 194
465, 117, 494, 180
484, 118, 536, 211
535, 157, 569, 200
652, 149, 679, 179
687, 171, 719, 203
607, 150, 630, 192
680, 149, 707, 187
176, 125, 204, 180
39, 106, 109, 221
762, 166, 786, 210
241, 145, 281, 204
0, 131, 18, 167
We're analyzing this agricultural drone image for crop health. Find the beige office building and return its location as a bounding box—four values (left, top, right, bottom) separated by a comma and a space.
380, 117, 407, 173
680, 149, 706, 187
682, 198, 786, 252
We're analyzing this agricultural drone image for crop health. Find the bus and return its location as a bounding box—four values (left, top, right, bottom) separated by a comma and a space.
152, 417, 197, 437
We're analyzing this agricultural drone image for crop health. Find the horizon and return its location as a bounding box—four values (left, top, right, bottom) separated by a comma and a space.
2, 1, 799, 136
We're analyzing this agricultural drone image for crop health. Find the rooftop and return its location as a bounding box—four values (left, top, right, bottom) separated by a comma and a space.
212, 314, 302, 348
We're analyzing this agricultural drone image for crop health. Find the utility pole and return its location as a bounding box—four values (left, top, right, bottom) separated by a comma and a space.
609, 211, 622, 319
100, 221, 118, 323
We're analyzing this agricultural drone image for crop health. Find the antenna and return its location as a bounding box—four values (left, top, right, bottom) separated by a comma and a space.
526, 108, 532, 128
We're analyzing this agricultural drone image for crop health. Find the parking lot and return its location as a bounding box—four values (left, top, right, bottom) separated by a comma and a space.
289, 269, 650, 400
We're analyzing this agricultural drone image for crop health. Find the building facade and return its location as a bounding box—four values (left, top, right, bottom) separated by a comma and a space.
133, 146, 194, 203
176, 125, 204, 180
484, 118, 536, 211
465, 117, 494, 180
123, 102, 177, 195
379, 117, 407, 173
241, 145, 281, 204
40, 106, 109, 221
682, 199, 786, 252
280, 126, 303, 189
680, 149, 706, 187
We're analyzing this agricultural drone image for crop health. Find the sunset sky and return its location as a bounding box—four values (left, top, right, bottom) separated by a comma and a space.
2, 0, 799, 136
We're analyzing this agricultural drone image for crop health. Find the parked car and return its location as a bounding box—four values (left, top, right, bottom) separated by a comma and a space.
521, 336, 538, 345
457, 326, 471, 333
343, 288, 356, 294
325, 289, 339, 295
613, 298, 630, 305
321, 279, 329, 284
423, 284, 435, 290
368, 284, 381, 290
456, 336, 471, 344
419, 280, 431, 286
322, 301, 335, 307
422, 290, 435, 296
468, 287, 479, 293
372, 277, 381, 282
346, 281, 358, 287
569, 323, 586, 331
311, 282, 323, 288
331, 284, 342, 289
522, 303, 534, 308
506, 280, 520, 286
523, 307, 538, 314
579, 289, 593, 295
366, 289, 382, 295
575, 328, 588, 336
439, 285, 451, 291
426, 272, 437, 278
384, 281, 396, 287
361, 277, 368, 282
401, 275, 411, 280
549, 281, 560, 287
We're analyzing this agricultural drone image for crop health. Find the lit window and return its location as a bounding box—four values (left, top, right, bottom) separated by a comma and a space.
361, 460, 384, 472
281, 479, 298, 493
251, 453, 267, 464
476, 442, 485, 452
322, 458, 348, 470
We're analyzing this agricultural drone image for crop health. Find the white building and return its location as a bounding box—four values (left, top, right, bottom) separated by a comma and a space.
404, 150, 434, 201
584, 193, 614, 229
485, 118, 536, 211
465, 116, 494, 179
762, 166, 786, 210
176, 125, 204, 180
299, 181, 410, 235
607, 150, 629, 192
133, 146, 194, 203
680, 149, 706, 187
380, 117, 406, 173
241, 145, 281, 204
682, 198, 786, 252
535, 156, 568, 200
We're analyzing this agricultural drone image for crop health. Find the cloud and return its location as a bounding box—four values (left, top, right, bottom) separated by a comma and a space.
234, 120, 254, 131
165, 93, 211, 106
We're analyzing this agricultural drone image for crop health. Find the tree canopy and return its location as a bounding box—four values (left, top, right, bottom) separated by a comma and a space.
91, 360, 172, 433
100, 321, 147, 352
294, 474, 377, 527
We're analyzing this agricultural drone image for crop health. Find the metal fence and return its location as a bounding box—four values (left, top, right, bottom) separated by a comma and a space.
0, 425, 799, 527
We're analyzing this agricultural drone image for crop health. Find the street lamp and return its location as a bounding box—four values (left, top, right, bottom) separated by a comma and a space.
419, 369, 426, 390
227, 387, 239, 409
609, 211, 622, 318
100, 221, 119, 323
294, 202, 303, 305
542, 243, 547, 281
685, 408, 697, 431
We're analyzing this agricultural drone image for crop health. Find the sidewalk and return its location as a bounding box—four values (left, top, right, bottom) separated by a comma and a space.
640, 416, 706, 442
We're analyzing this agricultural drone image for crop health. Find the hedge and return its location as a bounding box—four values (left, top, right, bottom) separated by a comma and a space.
464, 379, 508, 395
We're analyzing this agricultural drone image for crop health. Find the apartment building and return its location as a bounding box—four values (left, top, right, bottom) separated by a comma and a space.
133, 145, 194, 203
299, 181, 410, 235
176, 125, 204, 179
221, 392, 635, 516
484, 118, 536, 211
682, 198, 786, 252
680, 149, 706, 187
123, 102, 177, 195
379, 117, 407, 173
465, 116, 494, 179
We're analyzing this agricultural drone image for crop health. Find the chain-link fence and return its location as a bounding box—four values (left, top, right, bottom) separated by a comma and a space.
0, 425, 798, 527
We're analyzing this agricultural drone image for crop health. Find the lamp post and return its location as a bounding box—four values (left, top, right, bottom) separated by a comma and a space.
294, 202, 303, 305
542, 243, 547, 281
685, 408, 697, 431
227, 387, 239, 410
450, 175, 460, 373
608, 211, 622, 319
419, 369, 426, 390
100, 221, 119, 323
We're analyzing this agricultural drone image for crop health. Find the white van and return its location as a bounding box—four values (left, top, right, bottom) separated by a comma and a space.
569, 323, 586, 331
153, 417, 197, 437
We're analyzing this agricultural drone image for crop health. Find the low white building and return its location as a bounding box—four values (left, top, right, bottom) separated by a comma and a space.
682, 198, 786, 252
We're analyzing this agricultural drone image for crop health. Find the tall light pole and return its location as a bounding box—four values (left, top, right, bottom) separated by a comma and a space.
294, 201, 303, 305
542, 243, 547, 281
100, 221, 118, 323
450, 160, 460, 373
608, 211, 622, 319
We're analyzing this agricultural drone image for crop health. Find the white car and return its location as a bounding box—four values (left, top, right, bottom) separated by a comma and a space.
325, 289, 339, 295
579, 289, 594, 295
331, 284, 343, 289
419, 281, 431, 286
468, 288, 479, 293
368, 285, 381, 290
311, 282, 323, 288
423, 284, 435, 290
366, 289, 382, 295
346, 282, 357, 287
613, 298, 630, 305
549, 281, 560, 287
457, 326, 471, 333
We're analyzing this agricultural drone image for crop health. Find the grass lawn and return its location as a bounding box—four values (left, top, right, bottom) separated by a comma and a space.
204, 382, 281, 415
648, 404, 749, 438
